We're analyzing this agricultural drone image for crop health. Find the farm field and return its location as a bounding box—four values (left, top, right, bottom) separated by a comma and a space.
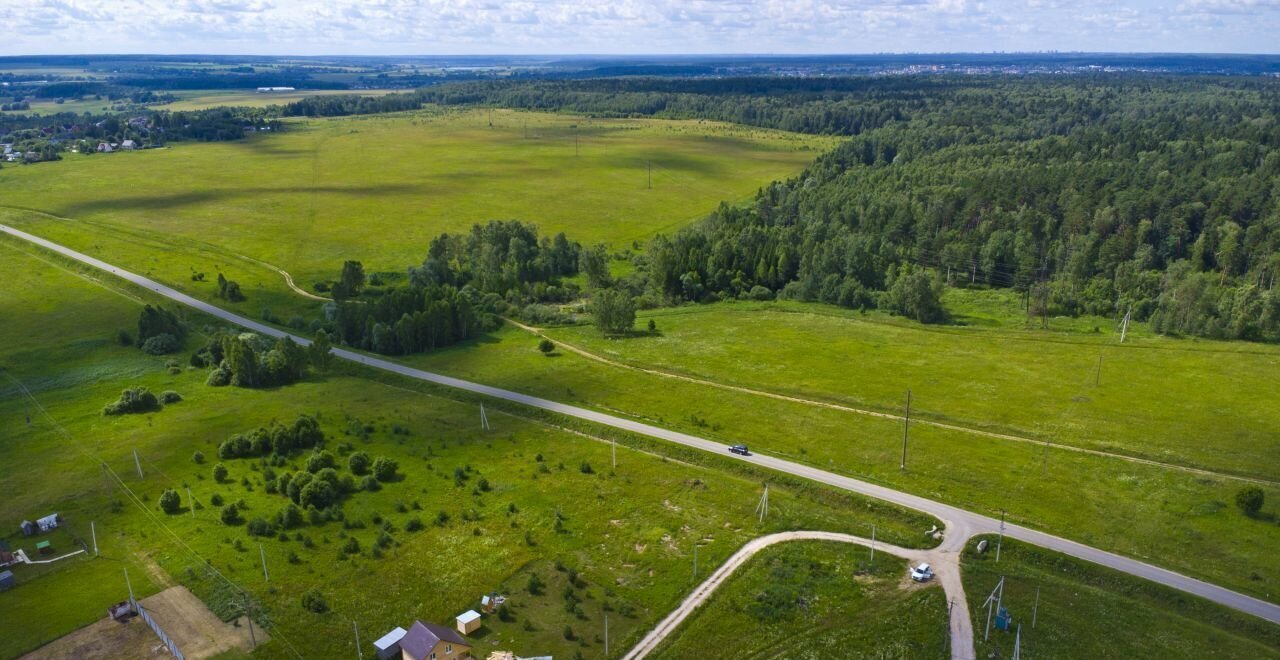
545, 296, 1280, 480
962, 536, 1280, 659
648, 540, 948, 659
0, 109, 834, 316
153, 89, 400, 111
397, 317, 1280, 603
0, 244, 934, 659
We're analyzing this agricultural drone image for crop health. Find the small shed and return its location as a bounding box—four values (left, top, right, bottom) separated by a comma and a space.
37, 513, 61, 532
456, 610, 482, 635
19, 520, 36, 536
372, 626, 406, 660
0, 570, 14, 591
35, 540, 51, 555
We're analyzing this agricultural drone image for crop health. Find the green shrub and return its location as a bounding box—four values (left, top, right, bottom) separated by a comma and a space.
348, 451, 371, 475
192, 451, 205, 464
220, 503, 240, 525
102, 387, 161, 416
372, 456, 398, 482
158, 489, 181, 514
301, 589, 328, 614
1236, 486, 1265, 516
141, 333, 180, 355
159, 390, 183, 404
212, 463, 229, 483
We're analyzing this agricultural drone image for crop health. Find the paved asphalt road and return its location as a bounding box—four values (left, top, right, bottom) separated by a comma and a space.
5, 222, 1278, 634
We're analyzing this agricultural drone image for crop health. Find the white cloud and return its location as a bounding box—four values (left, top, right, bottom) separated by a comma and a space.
0, 0, 1275, 54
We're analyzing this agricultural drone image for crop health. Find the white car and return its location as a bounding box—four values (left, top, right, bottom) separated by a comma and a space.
910, 563, 934, 582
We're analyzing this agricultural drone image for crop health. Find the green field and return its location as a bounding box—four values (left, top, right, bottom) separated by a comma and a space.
649, 541, 948, 659
0, 243, 933, 659
545, 296, 1280, 480
154, 89, 399, 111
0, 109, 834, 317
963, 536, 1280, 659
390, 308, 1279, 603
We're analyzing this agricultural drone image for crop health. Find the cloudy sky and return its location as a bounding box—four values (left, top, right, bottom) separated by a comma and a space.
2, 0, 1277, 55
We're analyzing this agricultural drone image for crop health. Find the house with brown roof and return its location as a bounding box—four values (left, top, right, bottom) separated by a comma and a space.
399, 620, 471, 660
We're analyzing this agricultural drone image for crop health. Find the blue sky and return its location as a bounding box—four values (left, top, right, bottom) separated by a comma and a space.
2, 1, 1277, 55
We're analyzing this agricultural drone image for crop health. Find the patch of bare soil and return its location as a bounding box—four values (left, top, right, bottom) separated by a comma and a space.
20, 616, 170, 660
138, 585, 267, 658
21, 586, 265, 660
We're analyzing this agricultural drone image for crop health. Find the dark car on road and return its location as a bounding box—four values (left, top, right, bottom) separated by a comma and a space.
728, 444, 750, 456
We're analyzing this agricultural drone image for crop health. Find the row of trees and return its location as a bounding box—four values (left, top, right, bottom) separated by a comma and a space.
197, 331, 311, 388
215, 415, 325, 460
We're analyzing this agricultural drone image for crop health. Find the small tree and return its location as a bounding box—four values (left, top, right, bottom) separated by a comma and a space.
538, 338, 555, 355
648, 318, 657, 334
372, 456, 398, 482
309, 329, 334, 371
593, 288, 636, 336
348, 451, 371, 475
158, 489, 181, 514
1236, 486, 1264, 517
220, 503, 240, 525
527, 572, 545, 595
192, 450, 205, 464
301, 589, 329, 614
212, 463, 229, 483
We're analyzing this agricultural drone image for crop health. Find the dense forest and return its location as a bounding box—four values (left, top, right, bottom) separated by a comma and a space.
631, 79, 1280, 340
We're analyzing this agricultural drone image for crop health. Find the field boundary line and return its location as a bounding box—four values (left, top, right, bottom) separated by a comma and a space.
502, 318, 1276, 486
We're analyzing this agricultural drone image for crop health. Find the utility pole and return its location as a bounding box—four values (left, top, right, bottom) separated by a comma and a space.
186, 487, 195, 517
611, 438, 616, 471
480, 404, 490, 431
900, 389, 911, 470
604, 614, 609, 657
983, 576, 1005, 642
91, 521, 98, 556
1095, 355, 1103, 387
125, 568, 135, 605
996, 510, 1006, 562
1032, 585, 1040, 628
354, 620, 364, 660
575, 129, 579, 156
244, 593, 257, 649
1013, 624, 1022, 660
133, 448, 144, 479
756, 484, 769, 523
647, 160, 652, 189
259, 544, 269, 582
869, 525, 876, 562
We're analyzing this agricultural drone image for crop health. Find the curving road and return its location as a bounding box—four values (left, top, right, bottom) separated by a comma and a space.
4, 222, 1278, 646
622, 531, 969, 660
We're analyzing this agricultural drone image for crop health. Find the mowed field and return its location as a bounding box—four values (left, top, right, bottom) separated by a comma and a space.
0, 108, 834, 316
0, 242, 933, 659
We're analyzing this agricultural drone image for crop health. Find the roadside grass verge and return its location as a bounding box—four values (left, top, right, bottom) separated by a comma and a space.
649, 540, 947, 659
962, 535, 1280, 659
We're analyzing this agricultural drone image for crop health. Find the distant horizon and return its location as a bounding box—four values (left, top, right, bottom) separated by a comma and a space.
3, 51, 1279, 59
4, 1, 1278, 57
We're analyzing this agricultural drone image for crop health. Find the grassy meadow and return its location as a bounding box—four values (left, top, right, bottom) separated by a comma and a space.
962, 536, 1280, 658
0, 243, 933, 659
0, 109, 834, 317
397, 314, 1279, 603
547, 295, 1280, 480
649, 541, 948, 659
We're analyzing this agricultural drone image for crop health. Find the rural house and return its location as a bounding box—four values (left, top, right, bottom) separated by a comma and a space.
398, 620, 471, 660
37, 513, 61, 532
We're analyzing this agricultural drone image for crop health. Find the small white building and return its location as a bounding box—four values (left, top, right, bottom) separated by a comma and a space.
97, 142, 113, 153
37, 513, 60, 532
455, 610, 482, 635
120, 139, 137, 150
